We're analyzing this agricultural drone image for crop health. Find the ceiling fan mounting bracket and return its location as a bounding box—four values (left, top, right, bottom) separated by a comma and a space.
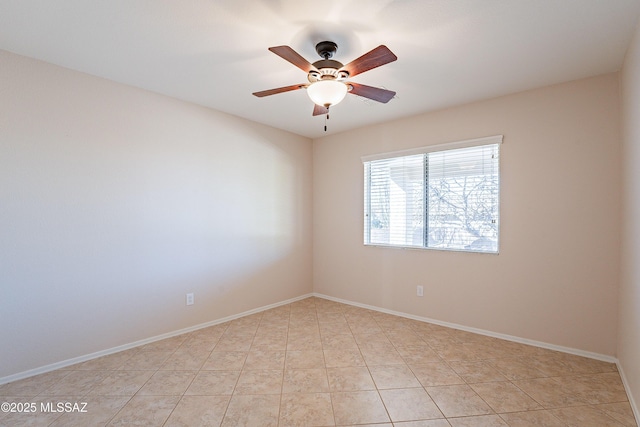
315, 41, 338, 59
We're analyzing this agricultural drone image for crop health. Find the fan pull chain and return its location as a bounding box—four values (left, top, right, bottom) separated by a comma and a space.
324, 106, 330, 132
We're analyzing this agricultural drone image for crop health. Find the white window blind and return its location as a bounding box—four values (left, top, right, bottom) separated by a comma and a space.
364, 136, 501, 253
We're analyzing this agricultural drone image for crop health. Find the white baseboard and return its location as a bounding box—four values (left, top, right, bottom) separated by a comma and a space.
0, 293, 313, 385
616, 360, 640, 427
313, 293, 617, 363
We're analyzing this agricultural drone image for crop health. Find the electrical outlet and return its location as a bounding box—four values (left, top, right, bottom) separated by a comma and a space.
417, 286, 424, 297
186, 293, 194, 306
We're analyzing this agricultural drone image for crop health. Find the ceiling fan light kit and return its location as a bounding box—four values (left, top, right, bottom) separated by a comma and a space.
307, 80, 348, 108
253, 40, 397, 130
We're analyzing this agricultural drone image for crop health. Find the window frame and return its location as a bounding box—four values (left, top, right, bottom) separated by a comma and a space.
362, 135, 502, 254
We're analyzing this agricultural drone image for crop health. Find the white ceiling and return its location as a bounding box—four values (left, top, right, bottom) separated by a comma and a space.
1, 0, 639, 139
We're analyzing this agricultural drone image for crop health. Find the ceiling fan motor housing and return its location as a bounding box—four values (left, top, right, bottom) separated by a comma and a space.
309, 61, 348, 82
309, 42, 349, 82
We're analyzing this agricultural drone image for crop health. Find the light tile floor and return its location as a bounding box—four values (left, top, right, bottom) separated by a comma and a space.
0, 297, 637, 426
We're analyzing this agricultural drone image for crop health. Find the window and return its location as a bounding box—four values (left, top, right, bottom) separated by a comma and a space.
363, 135, 501, 253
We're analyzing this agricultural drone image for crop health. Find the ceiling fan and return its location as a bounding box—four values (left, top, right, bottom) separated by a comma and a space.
253, 41, 397, 119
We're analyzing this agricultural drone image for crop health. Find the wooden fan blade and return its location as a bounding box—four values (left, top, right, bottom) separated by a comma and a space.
313, 104, 329, 116
269, 46, 317, 73
349, 82, 396, 103
342, 45, 397, 77
252, 84, 306, 97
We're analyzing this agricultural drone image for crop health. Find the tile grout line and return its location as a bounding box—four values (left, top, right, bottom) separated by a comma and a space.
315, 298, 339, 427
275, 302, 292, 427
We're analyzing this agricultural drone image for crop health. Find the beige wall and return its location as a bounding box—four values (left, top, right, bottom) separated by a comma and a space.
0, 50, 313, 379
0, 44, 630, 389
313, 73, 621, 356
620, 19, 640, 418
